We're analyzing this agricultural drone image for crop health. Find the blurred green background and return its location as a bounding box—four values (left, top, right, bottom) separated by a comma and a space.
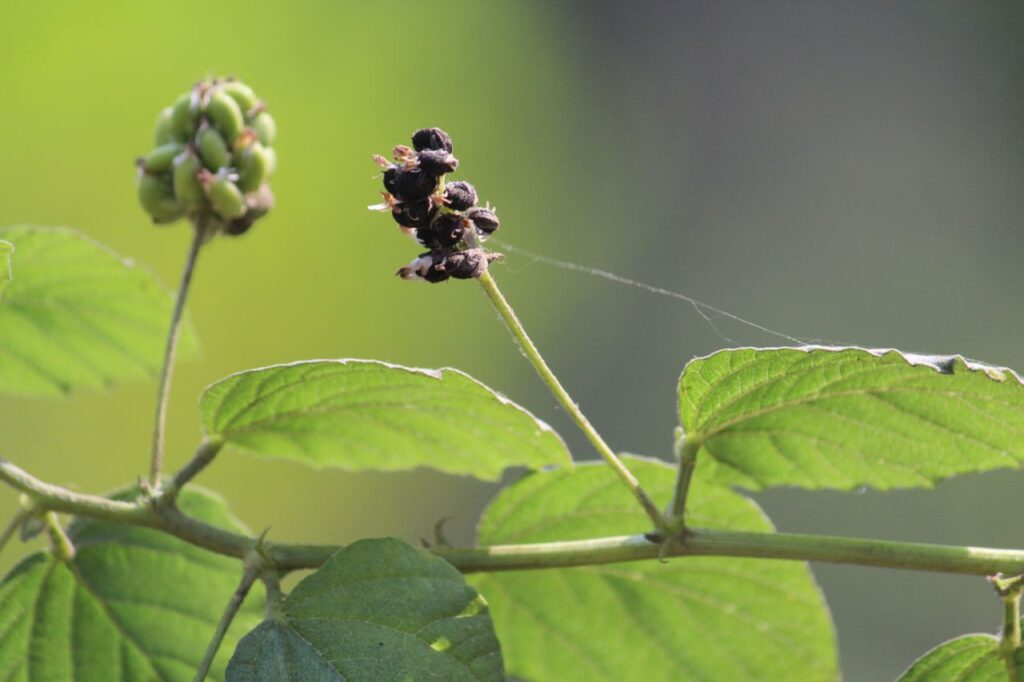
2, 1, 1023, 679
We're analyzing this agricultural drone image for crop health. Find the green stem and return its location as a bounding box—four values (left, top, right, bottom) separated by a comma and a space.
44, 512, 75, 561
668, 429, 699, 525
194, 558, 261, 682
477, 270, 663, 528
995, 576, 1024, 681
166, 439, 224, 499
0, 507, 29, 556
149, 222, 206, 488
8, 455, 1024, 576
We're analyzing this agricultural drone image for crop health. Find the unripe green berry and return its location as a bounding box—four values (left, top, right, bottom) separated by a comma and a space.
140, 143, 185, 174
221, 80, 258, 113
236, 141, 272, 192
137, 173, 184, 224
250, 111, 276, 146
169, 93, 198, 142
154, 107, 174, 145
205, 90, 245, 144
172, 149, 205, 210
196, 123, 232, 171
204, 170, 246, 221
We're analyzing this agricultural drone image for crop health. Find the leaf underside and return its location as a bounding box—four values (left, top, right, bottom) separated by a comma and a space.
680, 346, 1024, 491
0, 488, 261, 681
227, 538, 504, 681
199, 359, 572, 481
471, 457, 838, 682
898, 632, 1024, 681
0, 225, 196, 396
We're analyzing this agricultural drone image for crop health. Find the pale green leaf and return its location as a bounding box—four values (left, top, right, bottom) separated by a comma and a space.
0, 225, 196, 396
200, 360, 571, 480
679, 346, 1024, 490
471, 457, 837, 682
227, 537, 503, 681
0, 240, 12, 301
0, 488, 261, 681
898, 632, 1024, 681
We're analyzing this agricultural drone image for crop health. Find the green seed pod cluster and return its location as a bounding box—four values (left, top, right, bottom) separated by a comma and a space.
136, 77, 276, 236
372, 127, 501, 283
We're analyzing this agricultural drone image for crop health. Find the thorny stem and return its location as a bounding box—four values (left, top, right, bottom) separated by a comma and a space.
476, 270, 664, 529
194, 555, 263, 682
149, 222, 207, 488
9, 456, 1024, 578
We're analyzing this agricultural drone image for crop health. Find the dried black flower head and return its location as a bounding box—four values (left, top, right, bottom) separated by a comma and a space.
137, 77, 276, 236
371, 127, 500, 283
411, 127, 453, 153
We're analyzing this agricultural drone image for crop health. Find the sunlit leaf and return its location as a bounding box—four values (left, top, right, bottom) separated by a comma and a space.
680, 346, 1024, 490
200, 360, 571, 480
0, 226, 196, 396
227, 538, 503, 681
898, 632, 1024, 681
0, 487, 260, 681
472, 457, 837, 681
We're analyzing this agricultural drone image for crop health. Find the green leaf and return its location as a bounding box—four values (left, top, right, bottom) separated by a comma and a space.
0, 487, 261, 681
898, 633, 1024, 681
0, 240, 12, 301
0, 225, 196, 396
471, 457, 837, 681
227, 537, 503, 681
200, 360, 571, 480
679, 346, 1024, 491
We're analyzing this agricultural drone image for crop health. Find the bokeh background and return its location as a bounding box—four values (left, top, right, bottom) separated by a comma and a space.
1, 1, 1023, 679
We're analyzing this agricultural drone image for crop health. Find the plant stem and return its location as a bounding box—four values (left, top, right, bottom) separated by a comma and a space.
167, 439, 224, 498
149, 222, 206, 488
995, 576, 1024, 681
668, 429, 699, 524
43, 511, 75, 561
476, 270, 663, 528
194, 559, 261, 682
8, 455, 1024, 577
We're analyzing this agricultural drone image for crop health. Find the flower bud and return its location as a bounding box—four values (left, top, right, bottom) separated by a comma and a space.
202, 169, 247, 221
139, 143, 185, 174
390, 168, 438, 202
137, 173, 184, 224
172, 149, 205, 210
169, 93, 199, 142
250, 111, 276, 146
418, 212, 466, 249
443, 181, 477, 211
197, 123, 232, 171
236, 141, 272, 192
154, 107, 174, 145
465, 207, 500, 236
411, 127, 453, 153
205, 90, 245, 144
221, 80, 258, 113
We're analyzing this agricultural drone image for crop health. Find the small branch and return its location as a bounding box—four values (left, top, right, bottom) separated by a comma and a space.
9, 455, 1024, 577
993, 574, 1024, 682
149, 222, 207, 488
44, 512, 75, 561
166, 439, 224, 499
667, 429, 699, 525
476, 270, 664, 529
0, 507, 29, 556
194, 556, 262, 682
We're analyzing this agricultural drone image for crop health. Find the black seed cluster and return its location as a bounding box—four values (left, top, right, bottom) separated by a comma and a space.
372, 127, 501, 283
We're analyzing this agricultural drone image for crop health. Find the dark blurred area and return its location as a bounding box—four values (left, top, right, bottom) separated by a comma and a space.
1, 1, 1023, 679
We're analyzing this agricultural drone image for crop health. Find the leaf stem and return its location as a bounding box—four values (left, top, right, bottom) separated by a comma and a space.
667, 429, 699, 525
166, 439, 224, 499
149, 222, 207, 488
43, 511, 75, 561
194, 555, 262, 682
476, 270, 663, 528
